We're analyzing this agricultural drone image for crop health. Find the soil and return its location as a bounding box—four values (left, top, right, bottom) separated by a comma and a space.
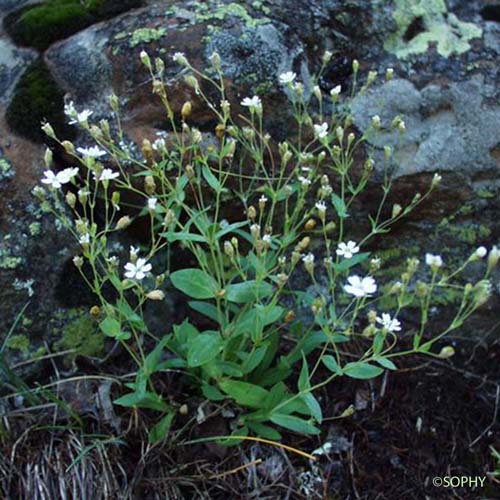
2, 330, 499, 499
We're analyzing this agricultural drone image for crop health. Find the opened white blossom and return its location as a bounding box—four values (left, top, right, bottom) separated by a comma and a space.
79, 233, 90, 245
279, 71, 296, 84
330, 85, 341, 96
94, 169, 119, 182
314, 122, 328, 139
315, 201, 327, 213
475, 246, 487, 258
65, 103, 93, 125
259, 195, 268, 204
298, 176, 311, 187
336, 241, 360, 259
172, 52, 188, 65
376, 313, 402, 333
124, 258, 152, 280
147, 197, 158, 211
344, 275, 377, 297
425, 253, 443, 268
152, 138, 166, 151
41, 167, 79, 188
77, 146, 106, 158
241, 96, 262, 109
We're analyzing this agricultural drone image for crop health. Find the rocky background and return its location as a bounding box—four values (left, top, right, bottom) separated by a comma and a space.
0, 0, 499, 366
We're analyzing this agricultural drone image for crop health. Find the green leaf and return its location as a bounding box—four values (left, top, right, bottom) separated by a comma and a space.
189, 301, 221, 324
298, 356, 310, 392
270, 414, 320, 435
114, 391, 169, 412
99, 317, 130, 340
219, 380, 270, 409
344, 362, 383, 379
201, 383, 226, 401
374, 357, 397, 370
215, 221, 250, 239
149, 412, 175, 444
331, 193, 348, 218
333, 252, 370, 272
187, 333, 222, 367
170, 269, 219, 299
163, 231, 206, 243
247, 421, 282, 440
225, 280, 274, 303
241, 344, 268, 374
144, 335, 171, 376
301, 392, 323, 423
202, 164, 222, 192
322, 355, 343, 375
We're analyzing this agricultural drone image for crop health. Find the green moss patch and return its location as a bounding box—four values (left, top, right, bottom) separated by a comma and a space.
5, 59, 74, 143
4, 0, 143, 51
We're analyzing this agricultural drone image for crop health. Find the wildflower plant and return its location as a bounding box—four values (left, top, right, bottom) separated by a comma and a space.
35, 51, 497, 442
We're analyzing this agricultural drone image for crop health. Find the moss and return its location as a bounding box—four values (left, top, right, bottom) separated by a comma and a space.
384, 0, 482, 59
0, 248, 22, 270
55, 310, 105, 362
28, 222, 41, 237
5, 59, 74, 144
4, 0, 143, 51
193, 1, 270, 28
0, 158, 15, 186
7, 334, 30, 353
129, 27, 167, 47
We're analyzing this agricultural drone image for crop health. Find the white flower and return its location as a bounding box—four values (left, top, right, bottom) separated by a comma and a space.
79, 233, 90, 245
315, 201, 327, 213
72, 109, 92, 125
147, 197, 158, 211
124, 258, 152, 280
330, 85, 341, 96
475, 246, 487, 258
425, 253, 443, 268
77, 146, 107, 158
262, 234, 272, 245
314, 122, 328, 139
259, 195, 268, 204
279, 71, 296, 84
376, 313, 402, 333
64, 101, 76, 117
336, 241, 360, 259
41, 168, 78, 188
94, 168, 119, 182
298, 176, 311, 187
344, 275, 377, 297
152, 138, 166, 151
431, 173, 442, 187
302, 253, 315, 264
241, 96, 262, 109
172, 52, 188, 65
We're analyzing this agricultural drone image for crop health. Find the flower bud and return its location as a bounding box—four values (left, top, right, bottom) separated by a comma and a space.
140, 50, 151, 68
487, 245, 500, 271
44, 148, 53, 168
322, 50, 333, 64
224, 240, 234, 258
371, 115, 381, 129
416, 280, 428, 298
431, 173, 442, 188
250, 223, 261, 239
146, 290, 165, 301
305, 218, 317, 231
336, 126, 344, 144
163, 209, 175, 229
62, 140, 75, 155
385, 67, 394, 81
111, 191, 120, 208
392, 204, 402, 218
181, 101, 192, 120
277, 273, 288, 287
370, 257, 381, 273
209, 51, 221, 70
109, 93, 119, 112
297, 236, 310, 251
116, 215, 132, 230
389, 281, 403, 295
247, 205, 257, 220
73, 255, 83, 268
90, 305, 101, 317
66, 191, 77, 208
313, 85, 322, 102
352, 59, 359, 73
144, 175, 156, 195
41, 122, 56, 139
437, 346, 455, 359
155, 57, 165, 75
291, 251, 301, 266
367, 70, 377, 85
186, 164, 195, 180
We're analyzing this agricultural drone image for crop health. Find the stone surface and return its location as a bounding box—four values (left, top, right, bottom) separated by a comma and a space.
0, 0, 499, 357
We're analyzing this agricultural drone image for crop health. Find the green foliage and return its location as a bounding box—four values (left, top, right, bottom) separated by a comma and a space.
39, 52, 494, 443
55, 311, 104, 361
5, 60, 74, 143
4, 0, 143, 51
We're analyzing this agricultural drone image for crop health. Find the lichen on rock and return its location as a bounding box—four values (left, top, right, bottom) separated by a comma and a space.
384, 0, 482, 59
